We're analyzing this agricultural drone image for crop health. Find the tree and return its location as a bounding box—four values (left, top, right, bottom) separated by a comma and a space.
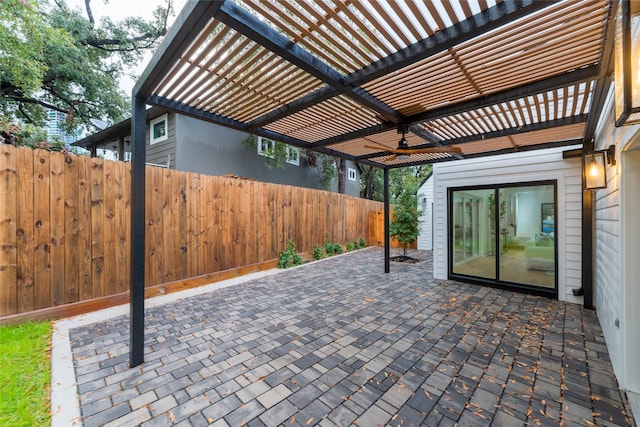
389, 185, 421, 256
1, 0, 173, 135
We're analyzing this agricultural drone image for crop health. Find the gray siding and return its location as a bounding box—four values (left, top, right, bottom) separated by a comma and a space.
173, 115, 358, 195
146, 113, 176, 168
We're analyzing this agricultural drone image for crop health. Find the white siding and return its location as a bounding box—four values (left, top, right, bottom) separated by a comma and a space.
432, 145, 583, 303
417, 176, 434, 250
592, 87, 640, 396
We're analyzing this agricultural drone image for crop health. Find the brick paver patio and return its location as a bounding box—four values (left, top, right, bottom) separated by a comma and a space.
67, 247, 635, 426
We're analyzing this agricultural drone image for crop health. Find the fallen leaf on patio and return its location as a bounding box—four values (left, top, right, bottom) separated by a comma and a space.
208, 419, 213, 423
592, 412, 601, 417
168, 411, 174, 422
583, 419, 596, 427
364, 297, 375, 302
423, 389, 432, 399
450, 297, 457, 302
306, 418, 314, 425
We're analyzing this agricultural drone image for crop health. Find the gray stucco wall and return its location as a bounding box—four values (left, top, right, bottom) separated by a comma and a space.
174, 115, 359, 196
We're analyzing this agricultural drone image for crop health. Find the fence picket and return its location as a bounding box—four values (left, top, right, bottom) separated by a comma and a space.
33, 149, 51, 309
0, 145, 17, 316
50, 152, 65, 306
16, 147, 34, 312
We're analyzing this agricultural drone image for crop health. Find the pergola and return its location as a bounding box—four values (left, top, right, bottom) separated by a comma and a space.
129, 0, 616, 365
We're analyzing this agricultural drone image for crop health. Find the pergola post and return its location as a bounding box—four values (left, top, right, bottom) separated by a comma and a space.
130, 97, 146, 367
384, 168, 390, 273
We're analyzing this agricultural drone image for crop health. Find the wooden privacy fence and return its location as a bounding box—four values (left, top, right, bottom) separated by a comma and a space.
0, 144, 383, 318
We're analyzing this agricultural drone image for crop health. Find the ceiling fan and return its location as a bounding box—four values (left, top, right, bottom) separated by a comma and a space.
364, 127, 462, 160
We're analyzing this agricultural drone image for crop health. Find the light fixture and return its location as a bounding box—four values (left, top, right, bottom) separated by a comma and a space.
395, 126, 410, 159
583, 145, 616, 190
614, 0, 640, 126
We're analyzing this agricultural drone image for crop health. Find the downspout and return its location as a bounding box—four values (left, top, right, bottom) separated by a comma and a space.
130, 97, 146, 367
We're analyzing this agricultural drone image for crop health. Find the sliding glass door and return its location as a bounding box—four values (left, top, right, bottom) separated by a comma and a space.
452, 189, 495, 279
450, 181, 557, 294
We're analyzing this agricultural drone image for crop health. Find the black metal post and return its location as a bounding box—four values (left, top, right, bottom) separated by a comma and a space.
582, 188, 595, 309
581, 140, 594, 309
384, 168, 390, 273
130, 97, 146, 367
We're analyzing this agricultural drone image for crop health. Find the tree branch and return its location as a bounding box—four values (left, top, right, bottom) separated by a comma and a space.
84, 0, 95, 26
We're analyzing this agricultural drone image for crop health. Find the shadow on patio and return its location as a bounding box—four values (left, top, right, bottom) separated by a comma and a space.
55, 247, 635, 426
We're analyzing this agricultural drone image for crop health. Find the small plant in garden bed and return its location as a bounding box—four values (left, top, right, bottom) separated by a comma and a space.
345, 242, 355, 251
359, 237, 366, 247
278, 240, 303, 268
312, 245, 325, 260
324, 239, 335, 256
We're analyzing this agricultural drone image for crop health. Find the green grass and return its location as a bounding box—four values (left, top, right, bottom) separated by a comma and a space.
0, 321, 52, 427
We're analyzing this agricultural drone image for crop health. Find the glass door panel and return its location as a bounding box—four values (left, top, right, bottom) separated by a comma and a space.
452, 189, 495, 279
499, 185, 556, 288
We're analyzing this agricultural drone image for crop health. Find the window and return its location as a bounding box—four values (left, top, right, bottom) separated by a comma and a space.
449, 181, 557, 294
150, 114, 168, 145
257, 137, 275, 157
258, 137, 300, 166
286, 146, 300, 166
348, 167, 357, 181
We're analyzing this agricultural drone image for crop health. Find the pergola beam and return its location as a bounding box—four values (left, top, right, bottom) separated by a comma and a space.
246, 0, 549, 130
134, 1, 223, 98
315, 66, 600, 148
216, 1, 403, 124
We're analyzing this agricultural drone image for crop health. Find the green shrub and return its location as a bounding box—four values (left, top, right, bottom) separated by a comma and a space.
345, 242, 355, 251
359, 238, 366, 247
312, 245, 325, 260
278, 240, 302, 268
333, 243, 343, 254
325, 239, 335, 255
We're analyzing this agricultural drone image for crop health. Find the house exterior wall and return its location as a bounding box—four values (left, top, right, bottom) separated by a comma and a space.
431, 145, 583, 303
417, 176, 434, 250
146, 113, 176, 168
592, 87, 640, 395
173, 114, 359, 196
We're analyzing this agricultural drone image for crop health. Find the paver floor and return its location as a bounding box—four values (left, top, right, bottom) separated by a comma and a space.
67, 247, 635, 426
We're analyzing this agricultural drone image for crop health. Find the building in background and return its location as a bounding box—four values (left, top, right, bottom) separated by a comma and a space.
73, 107, 360, 196
46, 110, 81, 146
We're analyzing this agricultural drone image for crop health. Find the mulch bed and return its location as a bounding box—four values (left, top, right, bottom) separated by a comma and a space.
389, 255, 424, 263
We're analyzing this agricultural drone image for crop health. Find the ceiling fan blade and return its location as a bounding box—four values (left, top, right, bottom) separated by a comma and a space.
364, 144, 392, 151
364, 144, 462, 155
402, 146, 463, 154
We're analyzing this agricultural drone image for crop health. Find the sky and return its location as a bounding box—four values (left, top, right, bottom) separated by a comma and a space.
67, 0, 187, 94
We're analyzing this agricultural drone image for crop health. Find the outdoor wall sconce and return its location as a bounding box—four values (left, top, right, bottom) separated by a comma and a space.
583, 145, 616, 189
615, 0, 640, 126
